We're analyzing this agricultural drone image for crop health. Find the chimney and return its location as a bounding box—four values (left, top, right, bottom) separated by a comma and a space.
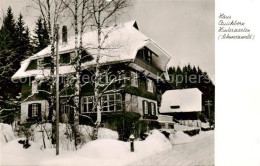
62, 25, 67, 43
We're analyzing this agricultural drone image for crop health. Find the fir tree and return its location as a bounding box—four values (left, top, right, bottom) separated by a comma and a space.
33, 17, 50, 53
0, 7, 20, 124
0, 8, 32, 124
15, 14, 32, 63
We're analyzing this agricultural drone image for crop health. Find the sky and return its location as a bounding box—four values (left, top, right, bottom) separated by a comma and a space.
0, 0, 215, 80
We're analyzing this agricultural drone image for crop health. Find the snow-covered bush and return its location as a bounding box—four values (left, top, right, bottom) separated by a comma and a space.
28, 123, 118, 151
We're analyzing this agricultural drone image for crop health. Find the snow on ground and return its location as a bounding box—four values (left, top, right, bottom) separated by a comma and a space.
1, 123, 214, 166
201, 122, 210, 128
174, 123, 200, 131
1, 124, 172, 166
27, 123, 118, 151
0, 123, 16, 146
170, 130, 214, 145
38, 130, 172, 166
1, 138, 55, 165
130, 132, 215, 166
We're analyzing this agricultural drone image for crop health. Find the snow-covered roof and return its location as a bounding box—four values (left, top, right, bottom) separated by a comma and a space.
12, 21, 171, 80
160, 88, 202, 113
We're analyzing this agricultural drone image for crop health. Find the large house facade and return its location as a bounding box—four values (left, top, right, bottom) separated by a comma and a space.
12, 21, 174, 133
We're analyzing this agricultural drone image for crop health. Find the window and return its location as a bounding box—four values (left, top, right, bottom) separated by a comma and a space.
62, 105, 71, 114
32, 80, 38, 94
143, 101, 156, 116
137, 47, 153, 64
82, 96, 95, 113
130, 71, 139, 87
150, 102, 156, 115
102, 94, 122, 112
28, 103, 41, 118
82, 94, 122, 113
170, 105, 180, 109
43, 57, 52, 68
143, 100, 149, 115
109, 95, 115, 111
137, 49, 145, 60
32, 104, 38, 117
60, 77, 73, 90
60, 53, 71, 64
146, 78, 153, 93
102, 95, 108, 111
37, 58, 44, 69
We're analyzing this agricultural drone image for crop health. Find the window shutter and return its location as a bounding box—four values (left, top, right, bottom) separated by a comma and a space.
142, 100, 146, 115
154, 103, 156, 115
148, 102, 151, 115
28, 104, 32, 118
145, 79, 148, 90
38, 103, 42, 120
151, 103, 156, 115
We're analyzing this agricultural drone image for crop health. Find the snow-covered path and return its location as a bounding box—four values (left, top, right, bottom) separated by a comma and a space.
129, 133, 214, 166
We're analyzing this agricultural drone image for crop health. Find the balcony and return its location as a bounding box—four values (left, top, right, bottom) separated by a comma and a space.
134, 58, 159, 75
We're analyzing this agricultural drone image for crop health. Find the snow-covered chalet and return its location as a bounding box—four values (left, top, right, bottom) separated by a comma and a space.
12, 21, 175, 132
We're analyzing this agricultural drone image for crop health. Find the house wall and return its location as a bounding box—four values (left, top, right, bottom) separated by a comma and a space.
125, 93, 158, 117
124, 74, 158, 101
21, 100, 49, 123
19, 63, 165, 123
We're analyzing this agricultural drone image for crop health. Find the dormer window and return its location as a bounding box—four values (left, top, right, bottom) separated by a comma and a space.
137, 47, 153, 65
60, 53, 71, 64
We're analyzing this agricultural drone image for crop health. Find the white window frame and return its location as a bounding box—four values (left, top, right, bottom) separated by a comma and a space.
143, 100, 149, 115
150, 102, 156, 115
102, 93, 122, 112
32, 80, 38, 94
37, 58, 44, 69
131, 71, 139, 87
147, 78, 153, 93
82, 94, 122, 113
63, 105, 71, 114
32, 103, 39, 117
81, 96, 94, 113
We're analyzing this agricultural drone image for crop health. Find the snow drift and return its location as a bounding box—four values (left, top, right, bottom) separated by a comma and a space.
0, 123, 16, 146
39, 130, 172, 166
1, 125, 172, 166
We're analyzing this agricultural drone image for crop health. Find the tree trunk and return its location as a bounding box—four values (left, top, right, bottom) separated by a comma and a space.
93, 8, 102, 140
